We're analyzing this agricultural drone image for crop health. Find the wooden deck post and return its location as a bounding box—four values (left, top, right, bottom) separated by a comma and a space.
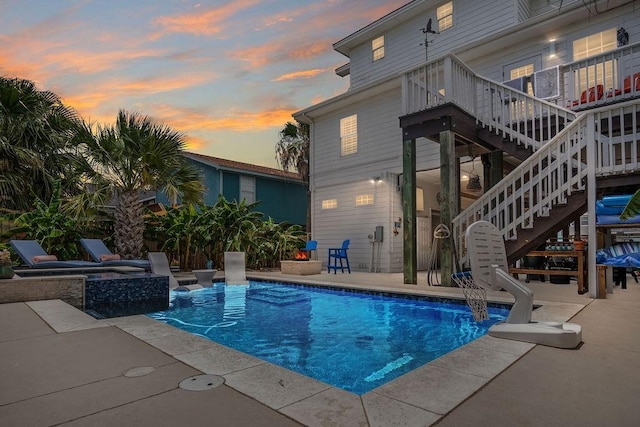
402, 137, 417, 284
440, 130, 459, 286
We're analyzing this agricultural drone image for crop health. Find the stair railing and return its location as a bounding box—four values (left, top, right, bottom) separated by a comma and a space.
453, 100, 640, 266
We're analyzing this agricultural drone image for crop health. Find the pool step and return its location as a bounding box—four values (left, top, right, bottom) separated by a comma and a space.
246, 287, 310, 306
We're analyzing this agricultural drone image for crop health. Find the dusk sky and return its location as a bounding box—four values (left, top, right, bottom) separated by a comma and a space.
1, 0, 408, 169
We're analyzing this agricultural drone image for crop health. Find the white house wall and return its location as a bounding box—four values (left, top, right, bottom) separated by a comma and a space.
348, 1, 526, 90
311, 87, 440, 272
303, 0, 640, 275
465, 2, 640, 94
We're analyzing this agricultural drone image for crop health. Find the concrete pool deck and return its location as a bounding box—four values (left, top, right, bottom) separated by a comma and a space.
1, 271, 639, 425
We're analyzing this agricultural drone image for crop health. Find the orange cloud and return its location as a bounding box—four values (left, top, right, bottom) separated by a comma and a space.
272, 69, 326, 81
151, 104, 296, 134
184, 134, 207, 151
230, 39, 333, 68
42, 49, 165, 75
153, 0, 260, 37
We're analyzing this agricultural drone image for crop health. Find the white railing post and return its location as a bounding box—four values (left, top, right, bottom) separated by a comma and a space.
444, 56, 453, 104
586, 113, 598, 298
401, 72, 409, 116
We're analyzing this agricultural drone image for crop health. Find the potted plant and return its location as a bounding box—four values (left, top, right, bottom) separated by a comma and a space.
0, 249, 14, 279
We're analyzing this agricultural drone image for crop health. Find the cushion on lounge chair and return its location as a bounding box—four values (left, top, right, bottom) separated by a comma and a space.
32, 255, 58, 263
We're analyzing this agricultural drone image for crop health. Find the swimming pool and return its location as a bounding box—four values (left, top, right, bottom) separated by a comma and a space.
148, 281, 510, 394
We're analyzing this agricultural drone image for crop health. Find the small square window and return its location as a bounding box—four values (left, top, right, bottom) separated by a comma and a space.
356, 194, 374, 206
322, 199, 337, 209
372, 35, 385, 61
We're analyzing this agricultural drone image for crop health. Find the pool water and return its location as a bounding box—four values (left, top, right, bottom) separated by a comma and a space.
148, 281, 510, 394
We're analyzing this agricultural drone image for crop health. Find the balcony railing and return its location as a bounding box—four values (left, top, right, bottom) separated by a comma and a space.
402, 54, 576, 152
402, 51, 640, 267
562, 42, 640, 110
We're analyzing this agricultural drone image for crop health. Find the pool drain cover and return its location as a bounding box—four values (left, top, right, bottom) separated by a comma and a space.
179, 374, 224, 391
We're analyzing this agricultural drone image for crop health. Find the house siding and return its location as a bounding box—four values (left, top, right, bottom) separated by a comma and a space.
311, 87, 440, 272
170, 157, 307, 226
256, 178, 306, 225
349, 1, 520, 90
299, 0, 640, 274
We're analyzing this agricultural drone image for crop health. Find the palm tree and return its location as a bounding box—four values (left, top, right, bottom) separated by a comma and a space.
74, 110, 204, 258
0, 77, 85, 211
275, 121, 310, 231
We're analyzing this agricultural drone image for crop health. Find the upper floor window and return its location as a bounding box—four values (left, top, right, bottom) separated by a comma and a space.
437, 2, 453, 32
372, 35, 385, 61
573, 28, 617, 61
573, 29, 618, 93
510, 64, 533, 80
240, 175, 255, 204
340, 114, 358, 156
510, 64, 534, 95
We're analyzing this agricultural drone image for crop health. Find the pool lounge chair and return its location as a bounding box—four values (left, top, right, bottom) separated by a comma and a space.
147, 252, 202, 291
10, 240, 101, 269
80, 238, 150, 270
224, 251, 248, 284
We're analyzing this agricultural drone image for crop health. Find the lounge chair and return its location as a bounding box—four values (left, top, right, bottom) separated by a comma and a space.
147, 252, 202, 291
80, 238, 150, 269
10, 240, 102, 269
224, 251, 248, 284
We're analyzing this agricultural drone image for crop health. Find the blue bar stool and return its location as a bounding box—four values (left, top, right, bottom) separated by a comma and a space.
328, 239, 350, 274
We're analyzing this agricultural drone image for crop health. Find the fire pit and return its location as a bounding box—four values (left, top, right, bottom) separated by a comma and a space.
280, 249, 322, 275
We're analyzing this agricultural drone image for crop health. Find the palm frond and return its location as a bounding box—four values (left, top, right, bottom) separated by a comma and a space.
620, 188, 640, 221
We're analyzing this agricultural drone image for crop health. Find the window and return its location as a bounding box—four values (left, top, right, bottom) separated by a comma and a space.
510, 64, 533, 80
573, 29, 618, 95
356, 194, 374, 206
322, 199, 337, 209
437, 2, 453, 32
240, 176, 255, 203
340, 114, 357, 156
510, 64, 534, 95
573, 29, 617, 61
372, 35, 385, 61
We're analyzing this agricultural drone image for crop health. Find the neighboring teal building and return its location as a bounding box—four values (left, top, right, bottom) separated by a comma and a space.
174, 152, 307, 226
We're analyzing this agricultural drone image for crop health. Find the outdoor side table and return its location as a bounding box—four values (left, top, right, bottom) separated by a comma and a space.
192, 269, 217, 287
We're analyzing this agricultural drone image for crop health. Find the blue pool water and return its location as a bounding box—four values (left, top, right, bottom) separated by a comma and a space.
148, 281, 510, 394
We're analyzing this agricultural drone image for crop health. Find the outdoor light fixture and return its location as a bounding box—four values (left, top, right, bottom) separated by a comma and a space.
549, 39, 556, 58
